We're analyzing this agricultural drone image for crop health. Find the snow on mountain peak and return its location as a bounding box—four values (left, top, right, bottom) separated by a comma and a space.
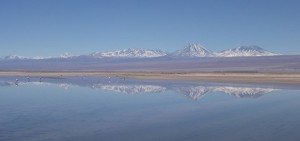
236, 46, 264, 51
59, 52, 73, 58
2, 53, 74, 60
91, 48, 167, 58
3, 55, 44, 60
171, 43, 216, 57
217, 45, 278, 57
4, 55, 26, 60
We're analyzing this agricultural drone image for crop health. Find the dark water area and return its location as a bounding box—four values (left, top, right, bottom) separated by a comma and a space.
0, 76, 300, 141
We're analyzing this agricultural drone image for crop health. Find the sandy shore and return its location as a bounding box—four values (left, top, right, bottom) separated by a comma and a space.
1, 71, 300, 84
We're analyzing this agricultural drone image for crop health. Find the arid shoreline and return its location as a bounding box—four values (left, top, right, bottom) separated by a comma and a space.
1, 71, 300, 85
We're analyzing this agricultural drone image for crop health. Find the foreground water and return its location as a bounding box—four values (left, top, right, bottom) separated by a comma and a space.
0, 76, 300, 141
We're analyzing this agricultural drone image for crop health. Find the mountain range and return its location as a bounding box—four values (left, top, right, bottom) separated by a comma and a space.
1, 43, 278, 60
1, 43, 298, 72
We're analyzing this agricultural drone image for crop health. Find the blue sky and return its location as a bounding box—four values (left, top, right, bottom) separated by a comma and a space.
0, 0, 299, 57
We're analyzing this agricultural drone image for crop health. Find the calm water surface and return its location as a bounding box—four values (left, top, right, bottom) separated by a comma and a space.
0, 76, 300, 141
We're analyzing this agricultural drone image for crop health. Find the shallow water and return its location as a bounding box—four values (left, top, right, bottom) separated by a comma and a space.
0, 76, 300, 141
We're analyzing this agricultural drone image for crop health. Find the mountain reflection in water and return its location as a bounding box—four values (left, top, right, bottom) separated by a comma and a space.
0, 75, 296, 100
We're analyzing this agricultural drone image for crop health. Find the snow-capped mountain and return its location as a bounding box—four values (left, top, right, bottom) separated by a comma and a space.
3, 53, 74, 60
1, 44, 281, 60
3, 55, 28, 60
90, 48, 167, 58
59, 52, 74, 59
171, 43, 216, 57
3, 55, 50, 60
217, 46, 277, 57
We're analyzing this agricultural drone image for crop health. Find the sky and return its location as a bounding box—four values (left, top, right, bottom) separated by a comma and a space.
0, 0, 300, 57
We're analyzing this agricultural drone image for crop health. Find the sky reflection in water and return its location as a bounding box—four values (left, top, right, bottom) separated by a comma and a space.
0, 76, 300, 141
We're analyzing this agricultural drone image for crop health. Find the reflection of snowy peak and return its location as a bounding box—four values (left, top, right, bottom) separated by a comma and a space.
92, 84, 167, 94
0, 81, 15, 86
175, 86, 275, 99
171, 43, 216, 57
215, 87, 275, 98
217, 46, 277, 57
176, 86, 213, 100
0, 76, 279, 99
91, 48, 167, 58
59, 84, 72, 90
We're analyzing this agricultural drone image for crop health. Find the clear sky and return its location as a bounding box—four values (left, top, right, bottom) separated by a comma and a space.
0, 0, 299, 57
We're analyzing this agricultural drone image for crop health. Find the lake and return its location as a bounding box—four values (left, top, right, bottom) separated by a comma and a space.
1, 76, 300, 141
